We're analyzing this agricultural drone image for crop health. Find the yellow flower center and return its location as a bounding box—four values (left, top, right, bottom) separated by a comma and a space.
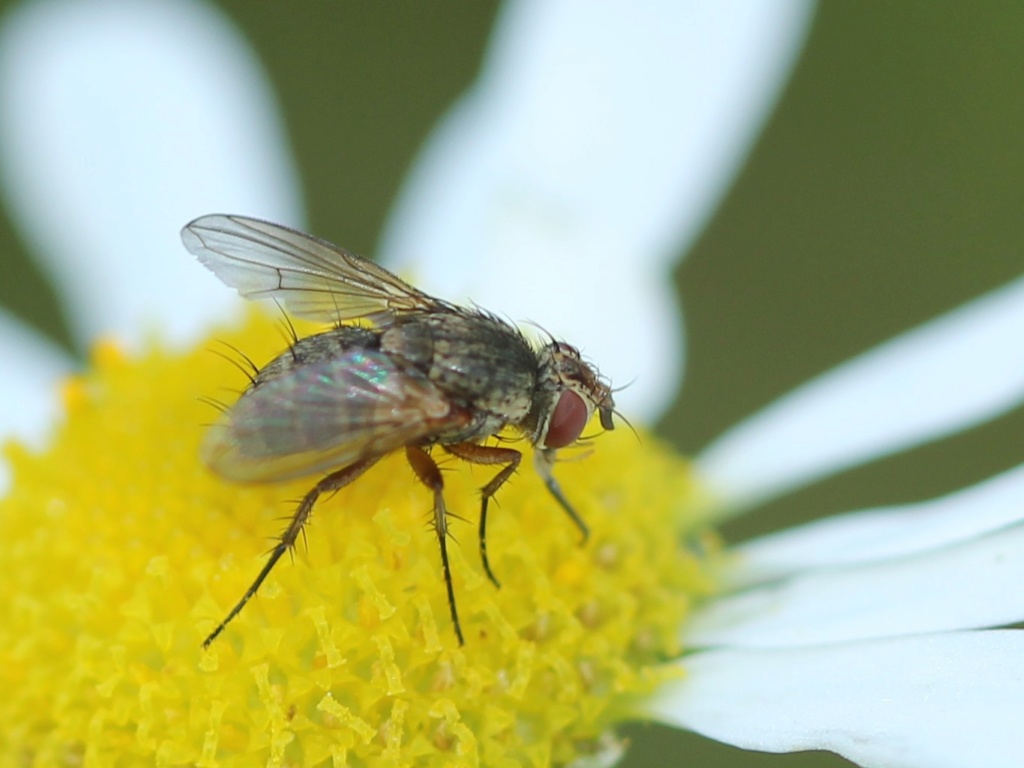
0, 312, 715, 767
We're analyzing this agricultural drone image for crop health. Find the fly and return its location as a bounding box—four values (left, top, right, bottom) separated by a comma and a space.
181, 215, 616, 647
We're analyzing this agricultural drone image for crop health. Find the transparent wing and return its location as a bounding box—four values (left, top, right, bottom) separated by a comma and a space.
203, 350, 469, 483
181, 214, 443, 323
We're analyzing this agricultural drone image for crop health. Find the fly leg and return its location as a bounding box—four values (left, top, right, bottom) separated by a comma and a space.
405, 446, 465, 646
202, 457, 379, 648
535, 447, 589, 542
443, 442, 522, 589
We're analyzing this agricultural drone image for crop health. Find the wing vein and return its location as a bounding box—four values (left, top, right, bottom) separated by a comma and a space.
181, 214, 442, 324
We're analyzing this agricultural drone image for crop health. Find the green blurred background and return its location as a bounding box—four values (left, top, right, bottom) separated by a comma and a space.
3, 3, 1023, 766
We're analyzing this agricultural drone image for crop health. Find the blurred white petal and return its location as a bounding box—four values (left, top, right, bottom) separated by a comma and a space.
0, 307, 72, 492
688, 525, 1024, 649
724, 463, 1024, 589
651, 631, 1024, 768
380, 0, 814, 420
698, 275, 1024, 514
0, 0, 303, 350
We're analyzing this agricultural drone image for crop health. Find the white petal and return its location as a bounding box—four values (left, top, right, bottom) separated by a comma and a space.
687, 524, 1024, 649
650, 631, 1024, 768
379, 0, 814, 420
697, 275, 1024, 514
0, 0, 303, 349
725, 463, 1024, 589
0, 308, 72, 493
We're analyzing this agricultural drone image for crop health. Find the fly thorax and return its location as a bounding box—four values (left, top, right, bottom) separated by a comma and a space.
385, 312, 537, 426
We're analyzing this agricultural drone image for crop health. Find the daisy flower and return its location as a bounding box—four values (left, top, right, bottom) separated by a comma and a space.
2, 2, 1023, 767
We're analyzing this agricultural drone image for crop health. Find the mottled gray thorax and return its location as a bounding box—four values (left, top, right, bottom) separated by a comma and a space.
380, 311, 538, 424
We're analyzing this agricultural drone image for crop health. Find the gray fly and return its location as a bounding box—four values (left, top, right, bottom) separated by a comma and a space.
181, 215, 616, 647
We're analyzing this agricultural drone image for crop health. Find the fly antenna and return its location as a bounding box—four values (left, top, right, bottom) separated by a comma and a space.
614, 409, 640, 442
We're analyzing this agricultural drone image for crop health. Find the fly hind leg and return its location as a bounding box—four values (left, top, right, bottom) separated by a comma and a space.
443, 442, 522, 589
405, 446, 465, 645
202, 457, 379, 648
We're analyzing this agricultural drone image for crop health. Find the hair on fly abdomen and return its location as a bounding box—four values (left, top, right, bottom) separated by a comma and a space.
195, 394, 232, 417
207, 339, 261, 388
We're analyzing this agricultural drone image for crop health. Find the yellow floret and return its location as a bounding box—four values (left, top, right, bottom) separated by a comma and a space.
0, 312, 714, 767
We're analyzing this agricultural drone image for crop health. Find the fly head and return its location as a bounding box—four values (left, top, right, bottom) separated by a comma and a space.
531, 341, 615, 450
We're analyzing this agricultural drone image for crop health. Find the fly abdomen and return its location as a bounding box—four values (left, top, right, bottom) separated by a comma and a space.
254, 325, 381, 387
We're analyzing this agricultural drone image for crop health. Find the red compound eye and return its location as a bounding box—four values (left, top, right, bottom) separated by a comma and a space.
544, 390, 588, 448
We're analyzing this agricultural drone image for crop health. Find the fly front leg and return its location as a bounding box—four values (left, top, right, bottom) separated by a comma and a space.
405, 445, 464, 645
443, 442, 522, 589
202, 456, 379, 648
535, 447, 589, 542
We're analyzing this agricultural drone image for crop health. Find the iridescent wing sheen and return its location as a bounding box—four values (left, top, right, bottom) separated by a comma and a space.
181, 214, 445, 324
203, 349, 467, 483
